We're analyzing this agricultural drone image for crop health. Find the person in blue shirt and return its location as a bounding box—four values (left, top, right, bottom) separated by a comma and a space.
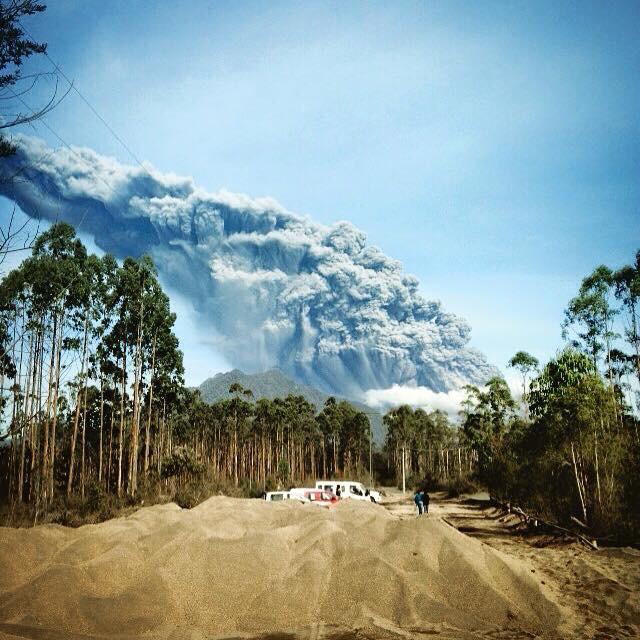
414, 490, 424, 516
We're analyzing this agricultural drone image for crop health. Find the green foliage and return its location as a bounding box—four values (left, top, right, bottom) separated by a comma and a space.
384, 404, 460, 486
277, 458, 290, 482
161, 447, 204, 481
460, 376, 516, 477
173, 484, 206, 509
507, 350, 539, 413
486, 347, 639, 540
613, 251, 640, 402
85, 481, 108, 513
562, 265, 618, 369
446, 475, 478, 498
508, 351, 539, 374
0, 1, 47, 157
528, 347, 597, 419
197, 368, 385, 443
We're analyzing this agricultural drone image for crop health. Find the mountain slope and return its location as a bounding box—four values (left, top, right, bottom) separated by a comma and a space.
198, 368, 385, 443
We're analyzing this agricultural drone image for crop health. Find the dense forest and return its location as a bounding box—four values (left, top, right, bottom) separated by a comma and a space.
0, 225, 638, 543
0, 224, 185, 517
0, 224, 465, 523
383, 404, 476, 491
457, 252, 640, 541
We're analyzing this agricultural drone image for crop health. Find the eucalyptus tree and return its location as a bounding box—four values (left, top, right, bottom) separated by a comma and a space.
317, 396, 341, 476
139, 278, 183, 480
0, 224, 187, 507
614, 251, 640, 389
90, 254, 118, 485
284, 394, 317, 481
341, 406, 369, 477
12, 223, 88, 504
102, 256, 184, 495
66, 254, 104, 498
412, 408, 452, 475
563, 266, 618, 381
383, 404, 413, 492
227, 383, 254, 485
527, 348, 623, 526
0, 265, 22, 501
507, 351, 539, 418
528, 348, 598, 419
254, 397, 274, 483
460, 376, 516, 478
606, 349, 635, 413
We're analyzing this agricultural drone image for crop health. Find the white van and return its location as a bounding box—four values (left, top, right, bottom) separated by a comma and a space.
264, 491, 291, 502
315, 480, 382, 504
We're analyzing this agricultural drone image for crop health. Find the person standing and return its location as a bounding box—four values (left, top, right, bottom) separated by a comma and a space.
422, 491, 430, 515
414, 490, 424, 516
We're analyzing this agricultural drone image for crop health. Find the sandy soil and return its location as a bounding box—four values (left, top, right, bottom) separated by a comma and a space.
410, 491, 640, 640
0, 491, 636, 639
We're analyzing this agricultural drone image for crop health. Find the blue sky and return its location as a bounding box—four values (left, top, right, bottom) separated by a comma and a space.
3, 0, 639, 386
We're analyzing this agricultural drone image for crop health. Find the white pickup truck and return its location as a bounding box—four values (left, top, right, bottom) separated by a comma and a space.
315, 480, 382, 504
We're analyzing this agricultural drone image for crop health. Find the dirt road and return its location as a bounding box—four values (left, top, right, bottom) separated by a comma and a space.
382, 488, 639, 639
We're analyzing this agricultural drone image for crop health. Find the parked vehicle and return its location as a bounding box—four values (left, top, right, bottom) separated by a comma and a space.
315, 480, 382, 503
264, 491, 291, 501
289, 488, 339, 507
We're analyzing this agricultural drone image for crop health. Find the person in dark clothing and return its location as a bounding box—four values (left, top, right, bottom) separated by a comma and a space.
335, 484, 341, 498
414, 490, 424, 515
422, 491, 430, 515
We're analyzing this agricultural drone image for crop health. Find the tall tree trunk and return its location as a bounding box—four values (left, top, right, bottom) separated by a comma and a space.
98, 378, 104, 483
67, 317, 89, 497
234, 413, 238, 487
81, 381, 89, 499
49, 310, 64, 502
27, 328, 42, 502
8, 309, 20, 503
107, 396, 115, 492
18, 331, 33, 502
42, 313, 57, 503
118, 346, 127, 497
129, 296, 144, 495
144, 334, 156, 476
571, 441, 588, 523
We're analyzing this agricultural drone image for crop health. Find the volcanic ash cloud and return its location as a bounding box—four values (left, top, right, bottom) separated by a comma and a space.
0, 136, 496, 396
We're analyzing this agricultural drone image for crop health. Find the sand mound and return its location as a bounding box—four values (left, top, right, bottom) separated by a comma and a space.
0, 498, 562, 639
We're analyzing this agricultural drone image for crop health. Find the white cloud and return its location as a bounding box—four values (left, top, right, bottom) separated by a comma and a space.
363, 385, 468, 418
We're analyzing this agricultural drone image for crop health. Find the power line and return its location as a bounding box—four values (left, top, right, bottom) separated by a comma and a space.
8, 87, 134, 206
19, 22, 154, 179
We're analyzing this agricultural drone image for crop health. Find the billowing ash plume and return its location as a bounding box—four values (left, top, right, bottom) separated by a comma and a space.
0, 136, 497, 396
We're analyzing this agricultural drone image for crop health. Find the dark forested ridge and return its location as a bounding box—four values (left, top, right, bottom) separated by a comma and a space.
198, 368, 385, 443
199, 369, 328, 408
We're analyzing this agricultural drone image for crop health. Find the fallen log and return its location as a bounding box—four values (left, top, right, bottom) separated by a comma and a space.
489, 496, 598, 551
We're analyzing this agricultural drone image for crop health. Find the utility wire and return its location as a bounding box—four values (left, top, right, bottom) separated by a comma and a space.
1, 29, 158, 434
8, 88, 133, 206
19, 22, 154, 179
